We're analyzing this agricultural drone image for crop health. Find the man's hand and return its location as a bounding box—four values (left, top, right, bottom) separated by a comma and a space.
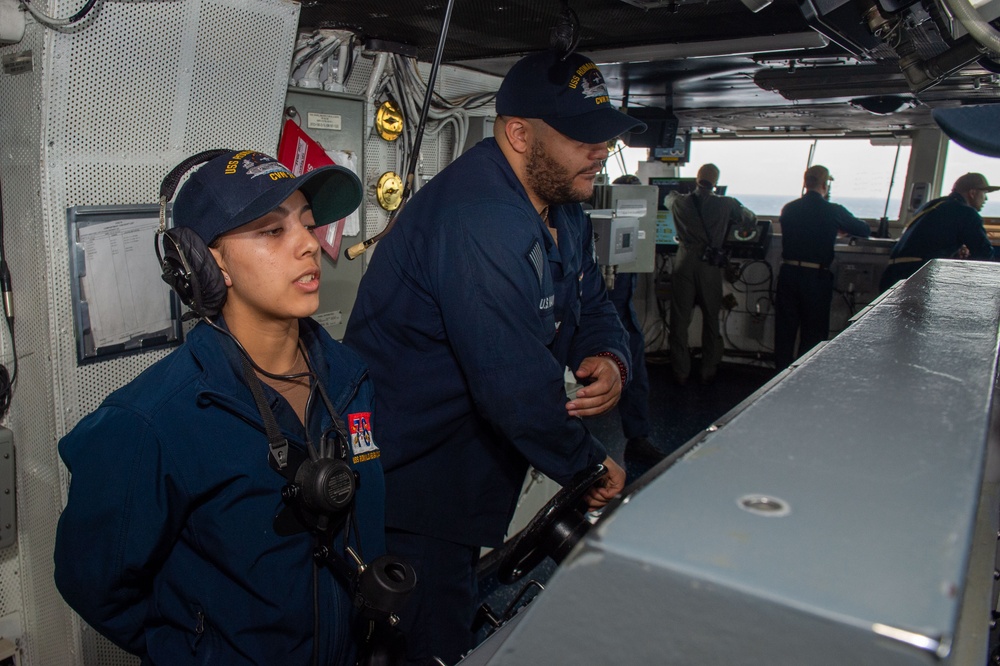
584, 456, 625, 510
566, 355, 622, 417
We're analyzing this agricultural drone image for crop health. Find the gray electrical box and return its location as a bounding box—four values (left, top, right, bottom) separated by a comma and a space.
589, 212, 639, 266
283, 88, 366, 340
591, 184, 658, 272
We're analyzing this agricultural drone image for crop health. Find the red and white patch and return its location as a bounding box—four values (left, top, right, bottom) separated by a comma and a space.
348, 412, 379, 463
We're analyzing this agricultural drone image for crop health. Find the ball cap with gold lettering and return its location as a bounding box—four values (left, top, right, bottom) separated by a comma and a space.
496, 50, 647, 144
174, 150, 363, 245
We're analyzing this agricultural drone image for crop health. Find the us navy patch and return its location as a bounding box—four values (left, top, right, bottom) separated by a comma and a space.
348, 412, 379, 463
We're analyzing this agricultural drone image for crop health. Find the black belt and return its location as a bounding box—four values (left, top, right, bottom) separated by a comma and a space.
783, 260, 827, 270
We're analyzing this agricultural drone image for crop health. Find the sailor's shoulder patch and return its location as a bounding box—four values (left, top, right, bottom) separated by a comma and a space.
347, 412, 379, 463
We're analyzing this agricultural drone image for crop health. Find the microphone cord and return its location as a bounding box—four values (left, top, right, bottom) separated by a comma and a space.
0, 176, 16, 420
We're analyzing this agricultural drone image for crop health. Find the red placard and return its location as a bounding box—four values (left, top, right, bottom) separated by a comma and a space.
277, 118, 346, 261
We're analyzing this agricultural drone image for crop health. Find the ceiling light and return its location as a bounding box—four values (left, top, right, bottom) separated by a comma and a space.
450, 32, 830, 78
849, 95, 915, 114
586, 32, 830, 64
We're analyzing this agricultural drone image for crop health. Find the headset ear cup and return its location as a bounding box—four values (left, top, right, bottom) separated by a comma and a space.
161, 227, 227, 318
159, 238, 195, 306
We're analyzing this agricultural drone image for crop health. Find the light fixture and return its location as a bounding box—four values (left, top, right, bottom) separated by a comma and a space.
732, 128, 847, 138
739, 0, 774, 12
849, 95, 915, 114
587, 32, 829, 64
617, 0, 771, 11
451, 32, 830, 79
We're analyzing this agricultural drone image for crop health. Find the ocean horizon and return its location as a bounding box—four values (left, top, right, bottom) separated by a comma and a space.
730, 194, 905, 220
729, 193, 1000, 220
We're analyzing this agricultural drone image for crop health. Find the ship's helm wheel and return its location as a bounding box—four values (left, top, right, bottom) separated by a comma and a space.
496, 463, 606, 585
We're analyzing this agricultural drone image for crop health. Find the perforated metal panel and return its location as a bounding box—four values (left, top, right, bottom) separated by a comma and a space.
0, 0, 299, 664
0, 7, 70, 666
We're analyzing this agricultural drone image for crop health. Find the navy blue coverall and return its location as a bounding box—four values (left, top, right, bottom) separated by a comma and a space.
879, 192, 995, 291
344, 138, 630, 665
775, 191, 870, 370
608, 273, 649, 441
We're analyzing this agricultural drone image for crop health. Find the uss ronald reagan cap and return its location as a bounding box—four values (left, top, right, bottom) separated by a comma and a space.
173, 150, 363, 245
495, 50, 647, 144
952, 172, 1000, 194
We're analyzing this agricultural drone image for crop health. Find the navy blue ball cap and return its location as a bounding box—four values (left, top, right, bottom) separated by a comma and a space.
173, 150, 363, 245
496, 50, 647, 144
932, 104, 1000, 158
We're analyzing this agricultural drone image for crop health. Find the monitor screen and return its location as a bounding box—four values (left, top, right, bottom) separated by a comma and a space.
649, 177, 696, 206
622, 108, 679, 149
648, 178, 728, 247
648, 178, 696, 247
651, 133, 692, 164
654, 210, 677, 247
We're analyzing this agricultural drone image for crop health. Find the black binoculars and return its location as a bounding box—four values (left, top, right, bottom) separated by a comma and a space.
700, 246, 729, 268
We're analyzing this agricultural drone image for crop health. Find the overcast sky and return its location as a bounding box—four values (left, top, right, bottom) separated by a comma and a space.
607, 138, 1000, 216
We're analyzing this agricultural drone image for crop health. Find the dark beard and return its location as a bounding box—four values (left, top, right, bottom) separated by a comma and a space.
524, 138, 594, 206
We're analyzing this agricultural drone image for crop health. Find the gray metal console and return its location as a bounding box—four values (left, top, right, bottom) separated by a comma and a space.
467, 258, 1000, 665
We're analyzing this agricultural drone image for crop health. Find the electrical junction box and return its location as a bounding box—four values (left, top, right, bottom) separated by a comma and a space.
589, 212, 639, 267
0, 427, 14, 550
591, 184, 658, 272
